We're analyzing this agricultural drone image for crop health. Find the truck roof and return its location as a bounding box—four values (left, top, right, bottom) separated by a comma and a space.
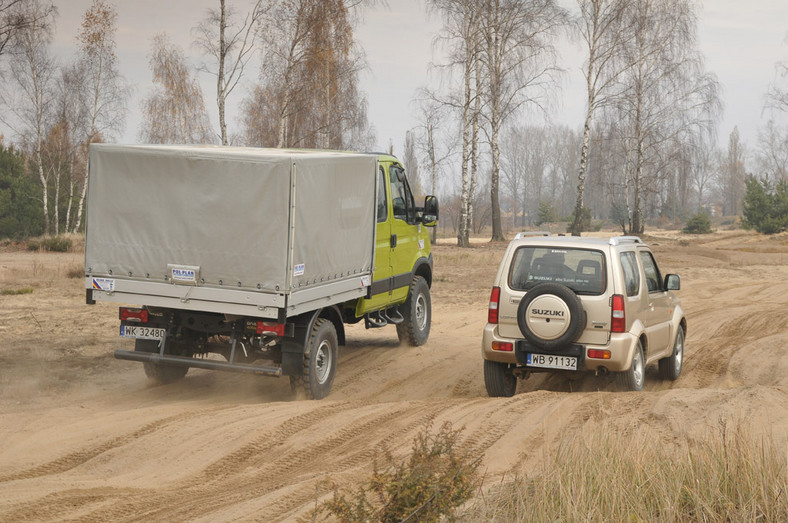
95, 144, 397, 162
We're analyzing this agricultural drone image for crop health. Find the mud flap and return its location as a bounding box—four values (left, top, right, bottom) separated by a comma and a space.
281, 323, 310, 376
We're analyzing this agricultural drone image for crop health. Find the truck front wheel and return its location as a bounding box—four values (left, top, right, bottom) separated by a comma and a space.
397, 275, 431, 346
291, 318, 338, 400
135, 338, 189, 384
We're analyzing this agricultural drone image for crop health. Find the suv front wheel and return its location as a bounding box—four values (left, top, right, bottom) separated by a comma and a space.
658, 327, 684, 381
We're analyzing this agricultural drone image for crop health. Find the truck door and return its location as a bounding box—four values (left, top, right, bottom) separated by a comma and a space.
387, 163, 419, 303
357, 165, 394, 315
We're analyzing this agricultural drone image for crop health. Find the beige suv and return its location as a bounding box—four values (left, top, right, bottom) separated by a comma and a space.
482, 234, 685, 396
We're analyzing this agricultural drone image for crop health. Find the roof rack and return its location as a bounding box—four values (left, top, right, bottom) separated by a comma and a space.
514, 231, 550, 240
609, 236, 643, 246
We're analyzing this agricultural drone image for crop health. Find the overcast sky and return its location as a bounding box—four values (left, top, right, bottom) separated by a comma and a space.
7, 0, 788, 155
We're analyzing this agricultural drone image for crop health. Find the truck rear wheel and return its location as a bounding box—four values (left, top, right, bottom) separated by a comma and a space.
397, 275, 431, 346
291, 318, 338, 400
135, 339, 189, 384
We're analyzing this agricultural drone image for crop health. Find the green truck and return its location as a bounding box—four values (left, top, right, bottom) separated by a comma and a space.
85, 145, 438, 399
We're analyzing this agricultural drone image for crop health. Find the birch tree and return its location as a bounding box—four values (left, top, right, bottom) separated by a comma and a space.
569, 0, 629, 235
193, 0, 267, 145
429, 0, 483, 247
140, 33, 213, 144
613, 0, 719, 233
71, 0, 129, 233
0, 0, 55, 57
243, 0, 372, 150
481, 0, 566, 242
0, 0, 56, 234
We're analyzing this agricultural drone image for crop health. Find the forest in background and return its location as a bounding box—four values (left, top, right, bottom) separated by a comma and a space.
1, 0, 788, 242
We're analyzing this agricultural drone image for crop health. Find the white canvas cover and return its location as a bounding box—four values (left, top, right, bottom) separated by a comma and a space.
85, 144, 376, 298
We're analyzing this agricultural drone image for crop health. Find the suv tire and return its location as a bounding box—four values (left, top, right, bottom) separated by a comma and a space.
617, 340, 645, 391
484, 360, 517, 397
517, 283, 584, 350
658, 327, 684, 381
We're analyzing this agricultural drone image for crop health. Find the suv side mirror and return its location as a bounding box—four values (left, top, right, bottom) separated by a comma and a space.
421, 195, 439, 227
665, 274, 680, 291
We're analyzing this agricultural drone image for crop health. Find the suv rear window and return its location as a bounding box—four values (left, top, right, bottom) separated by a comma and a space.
509, 247, 606, 295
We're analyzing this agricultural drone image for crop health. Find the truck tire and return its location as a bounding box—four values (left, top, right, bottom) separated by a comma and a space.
658, 327, 684, 381
484, 360, 517, 397
135, 338, 189, 384
397, 275, 431, 346
617, 340, 645, 391
291, 318, 338, 400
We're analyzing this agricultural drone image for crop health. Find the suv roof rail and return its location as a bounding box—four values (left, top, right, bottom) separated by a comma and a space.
609, 236, 643, 246
514, 231, 550, 240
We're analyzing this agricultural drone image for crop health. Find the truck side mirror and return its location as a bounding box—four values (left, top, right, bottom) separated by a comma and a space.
665, 274, 680, 291
421, 195, 439, 227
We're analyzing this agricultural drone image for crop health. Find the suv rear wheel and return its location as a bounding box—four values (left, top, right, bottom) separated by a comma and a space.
484, 360, 517, 397
617, 340, 645, 391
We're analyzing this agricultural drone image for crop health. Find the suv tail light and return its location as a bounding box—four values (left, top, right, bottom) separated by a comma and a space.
119, 307, 148, 323
611, 294, 625, 333
488, 286, 501, 324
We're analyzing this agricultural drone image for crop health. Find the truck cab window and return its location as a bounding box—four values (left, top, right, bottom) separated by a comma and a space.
377, 166, 388, 223
389, 165, 415, 223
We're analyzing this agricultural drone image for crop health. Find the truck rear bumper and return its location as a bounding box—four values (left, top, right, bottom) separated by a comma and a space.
114, 350, 283, 377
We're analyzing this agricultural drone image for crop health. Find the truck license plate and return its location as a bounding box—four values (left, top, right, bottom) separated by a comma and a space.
526, 353, 578, 371
120, 325, 165, 340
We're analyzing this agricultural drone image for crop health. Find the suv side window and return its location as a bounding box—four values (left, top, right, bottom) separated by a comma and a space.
377, 166, 388, 223
639, 251, 663, 293
389, 164, 415, 224
620, 251, 640, 296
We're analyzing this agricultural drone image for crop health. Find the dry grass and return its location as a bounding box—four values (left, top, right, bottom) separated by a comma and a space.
464, 421, 787, 522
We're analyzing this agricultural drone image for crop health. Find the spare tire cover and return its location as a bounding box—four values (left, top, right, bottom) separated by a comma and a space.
517, 283, 584, 350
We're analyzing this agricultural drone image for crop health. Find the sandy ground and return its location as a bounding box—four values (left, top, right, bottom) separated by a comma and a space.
1, 230, 787, 521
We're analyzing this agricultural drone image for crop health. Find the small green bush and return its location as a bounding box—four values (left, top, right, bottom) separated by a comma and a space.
1, 287, 33, 295
42, 236, 72, 252
743, 175, 788, 234
683, 211, 712, 234
536, 201, 558, 226
321, 421, 480, 522
27, 236, 72, 252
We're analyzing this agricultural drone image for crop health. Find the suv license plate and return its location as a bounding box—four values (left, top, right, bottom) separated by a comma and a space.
526, 353, 578, 371
120, 325, 165, 340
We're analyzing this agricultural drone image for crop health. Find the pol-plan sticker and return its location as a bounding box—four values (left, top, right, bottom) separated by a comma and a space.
294, 263, 305, 276
92, 278, 115, 291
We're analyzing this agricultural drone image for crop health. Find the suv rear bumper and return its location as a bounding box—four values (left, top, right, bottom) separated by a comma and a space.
482, 323, 638, 372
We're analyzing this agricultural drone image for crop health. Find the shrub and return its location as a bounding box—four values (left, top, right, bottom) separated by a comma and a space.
321, 421, 480, 522
683, 211, 712, 234
1, 287, 33, 295
27, 236, 72, 252
743, 175, 788, 234
536, 201, 558, 226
